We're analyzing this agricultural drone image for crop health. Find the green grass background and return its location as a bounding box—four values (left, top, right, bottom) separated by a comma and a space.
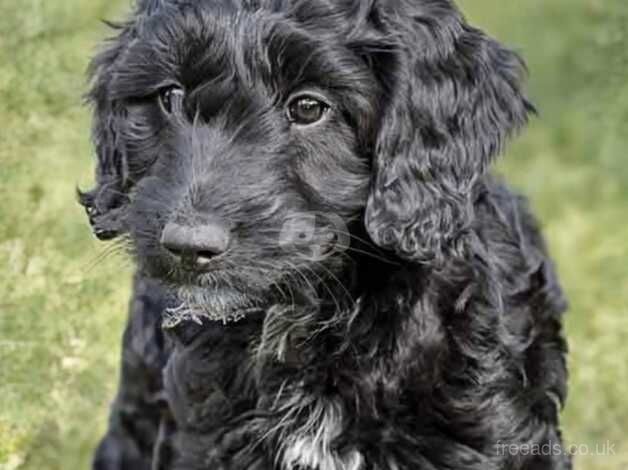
1, 0, 627, 468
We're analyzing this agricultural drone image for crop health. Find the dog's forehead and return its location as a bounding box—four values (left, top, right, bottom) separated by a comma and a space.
113, 1, 372, 99
151, 2, 353, 70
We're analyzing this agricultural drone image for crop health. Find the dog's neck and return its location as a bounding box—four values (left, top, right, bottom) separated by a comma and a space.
164, 255, 484, 470
251, 259, 444, 470
255, 255, 431, 374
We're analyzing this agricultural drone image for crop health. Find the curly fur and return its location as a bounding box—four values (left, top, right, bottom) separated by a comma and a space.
82, 1, 570, 469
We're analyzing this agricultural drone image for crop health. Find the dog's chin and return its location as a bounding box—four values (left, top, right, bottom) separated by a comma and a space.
164, 284, 267, 327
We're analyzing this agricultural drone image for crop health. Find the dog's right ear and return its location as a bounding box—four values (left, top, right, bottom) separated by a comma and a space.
79, 1, 170, 240
78, 22, 134, 241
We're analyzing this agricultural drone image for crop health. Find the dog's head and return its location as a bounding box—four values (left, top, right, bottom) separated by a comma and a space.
81, 0, 531, 320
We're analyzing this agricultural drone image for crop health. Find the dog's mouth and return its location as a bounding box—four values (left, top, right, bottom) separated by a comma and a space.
163, 284, 268, 328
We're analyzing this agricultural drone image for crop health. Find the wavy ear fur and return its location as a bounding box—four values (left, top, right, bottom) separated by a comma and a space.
78, 26, 130, 240
78, 1, 171, 240
364, 0, 533, 265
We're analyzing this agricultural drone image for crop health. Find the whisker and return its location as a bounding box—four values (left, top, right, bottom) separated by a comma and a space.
248, 262, 290, 303
81, 240, 129, 273
340, 246, 399, 265
298, 262, 342, 315
257, 260, 299, 308
309, 260, 355, 309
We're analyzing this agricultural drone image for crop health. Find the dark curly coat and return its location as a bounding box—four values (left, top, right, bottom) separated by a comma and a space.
80, 0, 570, 469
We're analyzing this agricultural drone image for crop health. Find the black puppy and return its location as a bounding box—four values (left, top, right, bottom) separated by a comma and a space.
81, 0, 570, 469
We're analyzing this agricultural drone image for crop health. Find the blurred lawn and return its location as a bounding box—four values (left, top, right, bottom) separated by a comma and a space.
0, 1, 627, 469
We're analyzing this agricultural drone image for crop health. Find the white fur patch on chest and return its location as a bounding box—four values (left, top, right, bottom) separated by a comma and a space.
280, 400, 364, 470
283, 438, 364, 470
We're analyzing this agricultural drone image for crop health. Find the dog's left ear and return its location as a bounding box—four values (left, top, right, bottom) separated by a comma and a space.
363, 0, 533, 265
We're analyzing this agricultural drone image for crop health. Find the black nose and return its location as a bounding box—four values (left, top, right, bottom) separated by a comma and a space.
160, 221, 231, 268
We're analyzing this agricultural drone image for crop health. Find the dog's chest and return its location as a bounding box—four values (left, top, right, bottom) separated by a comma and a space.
165, 317, 365, 469
279, 399, 364, 470
284, 441, 364, 470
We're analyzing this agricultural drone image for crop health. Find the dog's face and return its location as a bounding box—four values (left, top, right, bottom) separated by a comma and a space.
82, 0, 532, 321
106, 2, 382, 320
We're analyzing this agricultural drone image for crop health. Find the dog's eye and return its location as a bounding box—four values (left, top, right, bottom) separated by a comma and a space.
158, 86, 184, 115
287, 95, 329, 126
